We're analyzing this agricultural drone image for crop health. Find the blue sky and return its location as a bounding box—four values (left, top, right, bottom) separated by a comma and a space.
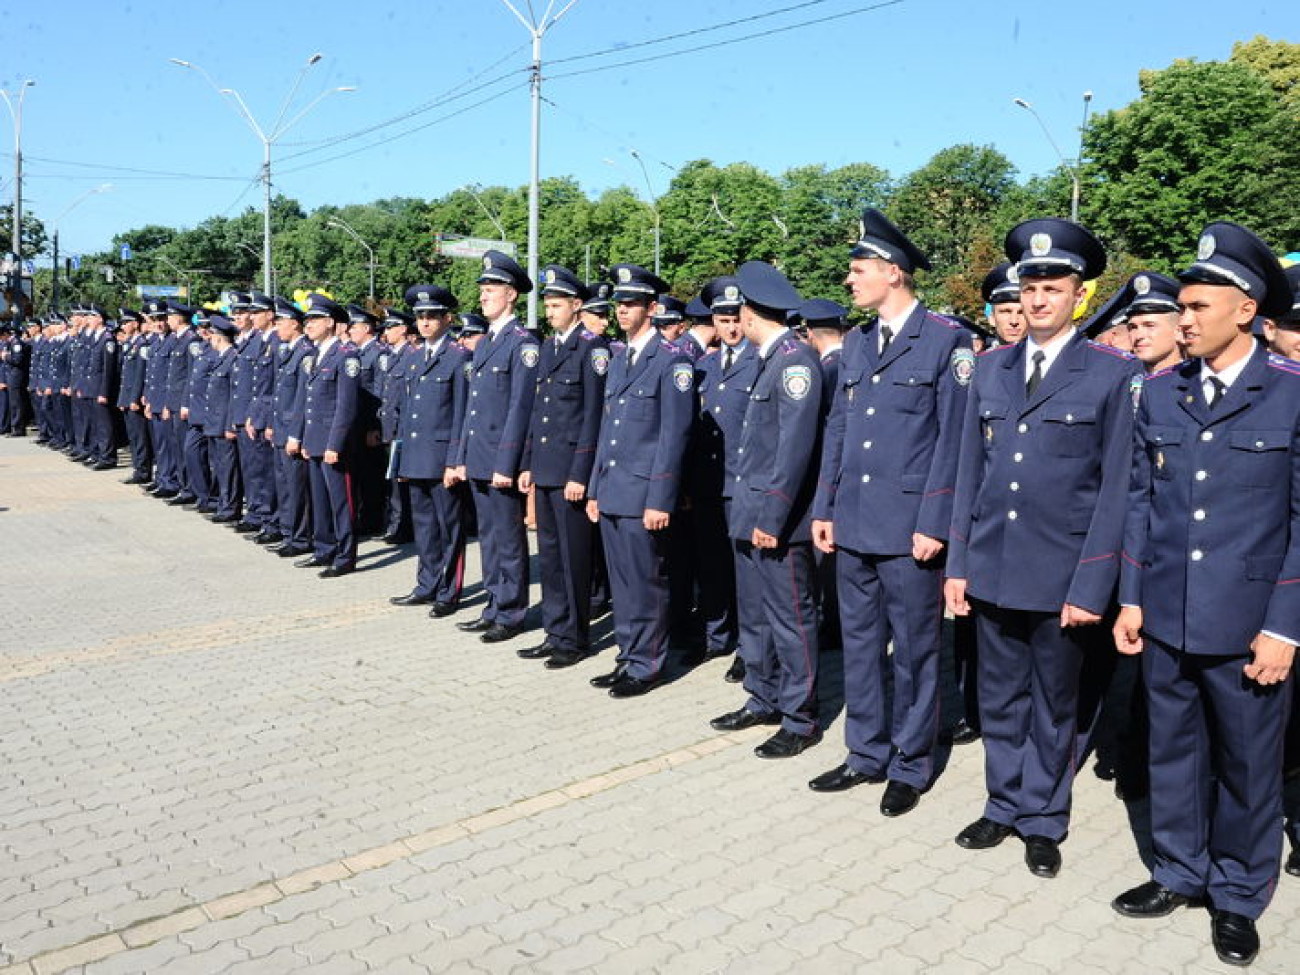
1, 0, 1286, 262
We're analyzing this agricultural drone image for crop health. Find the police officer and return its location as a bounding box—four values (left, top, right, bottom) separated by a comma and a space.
1111, 223, 1296, 967
710, 261, 824, 759
389, 285, 470, 616
1121, 272, 1187, 374
48, 313, 73, 453
678, 295, 717, 362
297, 295, 361, 577
983, 262, 1026, 347
178, 310, 216, 510
162, 301, 202, 496
115, 309, 153, 484
379, 308, 419, 544
268, 297, 314, 558
516, 266, 609, 668
84, 306, 120, 470
229, 292, 275, 533
946, 218, 1139, 878
586, 264, 695, 697
810, 209, 971, 817
579, 282, 613, 338
3, 320, 31, 434
344, 304, 387, 538
141, 299, 176, 494
245, 293, 282, 544
449, 251, 539, 642
203, 313, 243, 523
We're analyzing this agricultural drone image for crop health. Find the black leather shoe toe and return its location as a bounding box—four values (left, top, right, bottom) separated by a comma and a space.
456, 616, 494, 633
754, 728, 822, 759
955, 817, 1014, 850
1211, 911, 1259, 967
428, 602, 457, 618
390, 592, 434, 606
608, 674, 661, 698
1024, 835, 1061, 878
880, 781, 921, 818
709, 708, 780, 732
545, 648, 589, 669
480, 623, 523, 643
1112, 881, 1197, 918
808, 763, 883, 793
589, 666, 626, 689
517, 641, 555, 659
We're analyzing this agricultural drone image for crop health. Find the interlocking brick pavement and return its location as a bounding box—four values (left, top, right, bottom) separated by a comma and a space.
2, 437, 1298, 974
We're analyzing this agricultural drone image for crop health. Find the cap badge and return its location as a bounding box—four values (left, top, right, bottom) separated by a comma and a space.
618, 267, 632, 283
544, 269, 555, 284
1030, 233, 1052, 257
1197, 233, 1216, 261
482, 255, 493, 270
1006, 266, 1020, 285
1134, 275, 1151, 295
724, 285, 739, 301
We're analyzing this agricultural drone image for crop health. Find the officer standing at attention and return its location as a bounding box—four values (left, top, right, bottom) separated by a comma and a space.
203, 313, 243, 524
245, 293, 282, 544
1111, 223, 1296, 967
115, 309, 153, 485
389, 285, 470, 618
983, 262, 1027, 347
267, 297, 314, 557
516, 266, 609, 668
297, 295, 361, 578
141, 299, 175, 495
449, 251, 540, 643
85, 306, 121, 470
945, 218, 1139, 879
809, 209, 972, 817
345, 304, 388, 538
229, 293, 274, 534
379, 308, 419, 545
163, 301, 202, 498
585, 264, 695, 697
709, 261, 824, 758
179, 311, 216, 511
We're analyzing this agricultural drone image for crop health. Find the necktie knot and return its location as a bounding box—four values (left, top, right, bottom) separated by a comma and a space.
722, 347, 734, 372
879, 325, 894, 354
1207, 376, 1226, 409
1026, 350, 1046, 396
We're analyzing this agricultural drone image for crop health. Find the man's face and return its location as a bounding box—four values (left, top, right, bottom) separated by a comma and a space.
1019, 275, 1085, 340
303, 317, 333, 343
251, 309, 274, 332
1178, 283, 1255, 361
739, 304, 765, 344
1127, 311, 1181, 368
657, 319, 687, 341
416, 311, 452, 342
479, 283, 516, 321
233, 309, 252, 332
1094, 323, 1133, 352
1264, 319, 1300, 362
714, 313, 743, 347
347, 321, 374, 346
690, 322, 718, 349
168, 313, 189, 334
461, 333, 484, 351
543, 296, 582, 334
843, 257, 894, 311
120, 319, 138, 338
991, 302, 1026, 344
275, 316, 301, 343
579, 310, 608, 333
615, 298, 652, 336
383, 322, 406, 346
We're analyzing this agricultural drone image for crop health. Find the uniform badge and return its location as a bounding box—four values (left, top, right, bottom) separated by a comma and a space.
379, 354, 390, 372
1134, 275, 1151, 296
482, 255, 493, 271
1129, 373, 1144, 412
672, 363, 694, 393
950, 348, 975, 387
189, 343, 200, 357
1006, 265, 1020, 284
140, 347, 149, 360
1030, 233, 1052, 257
544, 269, 556, 285
782, 364, 813, 401
1197, 233, 1216, 260
723, 285, 740, 302
344, 358, 361, 378
1155, 450, 1165, 471
303, 356, 315, 374
618, 267, 632, 284
520, 345, 540, 368
591, 347, 610, 377
463, 361, 474, 378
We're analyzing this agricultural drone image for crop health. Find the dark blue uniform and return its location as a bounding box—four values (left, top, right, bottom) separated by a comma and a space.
380, 341, 419, 542
351, 337, 387, 535
395, 338, 470, 607
117, 333, 154, 481
183, 341, 216, 507
145, 330, 177, 489
303, 340, 361, 571
246, 328, 281, 532
229, 328, 271, 527
204, 346, 243, 520
87, 327, 120, 466
271, 335, 314, 552
50, 333, 72, 449
4, 334, 31, 433
165, 327, 203, 494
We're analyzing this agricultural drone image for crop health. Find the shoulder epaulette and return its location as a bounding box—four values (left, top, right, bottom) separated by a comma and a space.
579, 329, 596, 341
977, 343, 1015, 358
925, 311, 960, 330
1145, 364, 1179, 381
1267, 353, 1300, 376
1086, 340, 1136, 361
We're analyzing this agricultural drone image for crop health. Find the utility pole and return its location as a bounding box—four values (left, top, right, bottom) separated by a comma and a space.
1, 80, 35, 309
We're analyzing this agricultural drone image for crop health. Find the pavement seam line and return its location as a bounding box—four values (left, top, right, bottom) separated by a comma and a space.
6, 729, 762, 975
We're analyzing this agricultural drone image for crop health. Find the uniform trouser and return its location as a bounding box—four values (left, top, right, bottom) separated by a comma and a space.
690, 496, 738, 653
385, 477, 413, 540
58, 395, 73, 448
308, 456, 355, 569
668, 505, 701, 645
590, 521, 611, 607
150, 415, 178, 488
734, 539, 821, 736
243, 432, 276, 527
73, 396, 92, 452
601, 512, 671, 681
90, 401, 117, 463
235, 432, 261, 523
974, 600, 1091, 841
274, 448, 312, 547
535, 485, 596, 652
952, 615, 980, 731
7, 386, 30, 431
123, 408, 153, 478
183, 424, 213, 504
0, 389, 9, 431
354, 442, 387, 534
409, 479, 467, 606
208, 435, 242, 518
170, 415, 190, 492
469, 480, 529, 628
1285, 691, 1300, 849
1145, 637, 1291, 920
814, 545, 841, 651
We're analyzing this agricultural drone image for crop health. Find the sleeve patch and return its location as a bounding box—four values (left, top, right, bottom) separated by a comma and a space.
782, 364, 813, 400
344, 357, 361, 378
520, 344, 540, 369
951, 348, 975, 387
1129, 373, 1144, 411
591, 347, 610, 377
672, 363, 694, 393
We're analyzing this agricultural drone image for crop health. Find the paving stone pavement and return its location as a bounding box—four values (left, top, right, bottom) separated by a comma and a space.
2, 436, 1298, 974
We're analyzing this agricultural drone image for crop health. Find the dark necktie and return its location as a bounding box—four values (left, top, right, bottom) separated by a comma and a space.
1026, 350, 1046, 397
1207, 376, 1226, 409
626, 346, 636, 370
722, 346, 734, 372
425, 344, 433, 363
879, 325, 894, 355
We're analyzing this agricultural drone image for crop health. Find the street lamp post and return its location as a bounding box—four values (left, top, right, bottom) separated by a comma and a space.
51, 183, 113, 312
326, 217, 376, 300
1, 80, 35, 303
1013, 95, 1090, 223
171, 55, 354, 296
629, 150, 662, 276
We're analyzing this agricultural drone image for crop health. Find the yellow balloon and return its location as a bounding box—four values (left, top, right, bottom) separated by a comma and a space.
1072, 279, 1098, 321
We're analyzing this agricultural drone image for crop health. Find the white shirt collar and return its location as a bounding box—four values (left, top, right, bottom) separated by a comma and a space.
1199, 346, 1255, 391
759, 328, 791, 359
315, 336, 338, 358
628, 328, 657, 359
878, 299, 918, 333
553, 323, 580, 345
488, 312, 514, 338
1024, 328, 1074, 381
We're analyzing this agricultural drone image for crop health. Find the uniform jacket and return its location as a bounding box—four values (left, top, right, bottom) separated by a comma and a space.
164, 329, 203, 413
302, 340, 360, 457
379, 342, 418, 443
247, 329, 279, 430
185, 344, 216, 427
454, 319, 539, 480
729, 331, 823, 544
50, 335, 71, 391
588, 335, 695, 517
271, 335, 313, 448
685, 341, 759, 501
228, 329, 265, 430
353, 338, 385, 436
394, 338, 469, 479
1121, 346, 1300, 653
813, 304, 971, 556
203, 347, 238, 438
115, 334, 147, 409
69, 331, 92, 397
947, 330, 1141, 615
143, 332, 172, 406
521, 327, 609, 489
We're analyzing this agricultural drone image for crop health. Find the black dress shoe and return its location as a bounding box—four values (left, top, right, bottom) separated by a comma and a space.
951, 718, 981, 745
1112, 881, 1199, 918
253, 530, 283, 545
381, 532, 412, 544
167, 494, 197, 506
390, 592, 435, 606
589, 599, 612, 617
428, 602, 457, 618
153, 488, 179, 499
1286, 847, 1300, 878
709, 708, 780, 732
295, 555, 329, 568
608, 673, 661, 698
319, 565, 355, 578
724, 657, 746, 683
456, 616, 494, 633
121, 474, 147, 485
545, 647, 589, 669
481, 623, 523, 644
956, 817, 1015, 850
91, 461, 117, 471
1024, 836, 1061, 878
517, 641, 555, 660
1211, 910, 1259, 967
276, 544, 311, 558
590, 665, 626, 689
232, 521, 260, 534
209, 512, 239, 524
880, 781, 922, 817
754, 728, 822, 759
808, 763, 883, 793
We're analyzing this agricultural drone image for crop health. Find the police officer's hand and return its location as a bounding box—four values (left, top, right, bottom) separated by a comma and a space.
162, 407, 171, 420
517, 471, 533, 493
1244, 633, 1296, 686
224, 430, 236, 441
812, 519, 835, 555
644, 508, 670, 531
1113, 606, 1144, 655
264, 428, 273, 442
944, 577, 970, 617
491, 472, 514, 489
324, 449, 340, 465
97, 396, 107, 405
912, 533, 944, 562
286, 438, 300, 457
129, 403, 140, 412
752, 528, 778, 549
586, 499, 600, 523
446, 465, 467, 487
1060, 603, 1101, 628
564, 480, 586, 503
244, 421, 257, 439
